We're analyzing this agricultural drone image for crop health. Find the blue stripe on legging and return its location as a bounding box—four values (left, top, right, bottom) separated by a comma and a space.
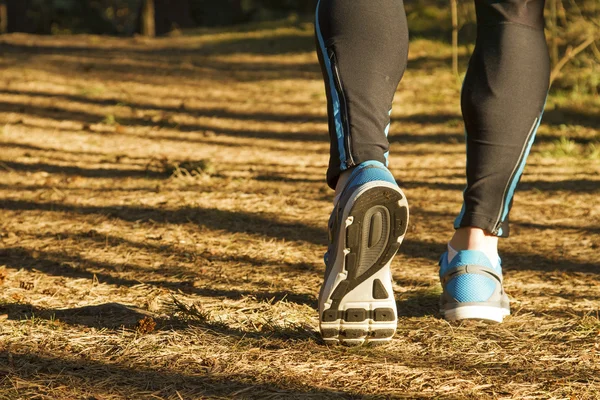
315, 0, 347, 170
496, 104, 546, 236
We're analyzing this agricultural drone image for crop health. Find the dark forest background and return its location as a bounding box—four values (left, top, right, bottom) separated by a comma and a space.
0, 0, 598, 94
1, 0, 318, 35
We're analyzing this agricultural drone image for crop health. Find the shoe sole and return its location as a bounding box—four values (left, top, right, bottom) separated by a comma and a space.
442, 305, 511, 323
319, 181, 409, 346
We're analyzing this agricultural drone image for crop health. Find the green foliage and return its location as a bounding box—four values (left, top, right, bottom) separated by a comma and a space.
5, 0, 599, 96
188, 0, 246, 27
405, 2, 452, 38
189, 0, 316, 27
15, 0, 319, 34
546, 0, 600, 95
542, 136, 600, 159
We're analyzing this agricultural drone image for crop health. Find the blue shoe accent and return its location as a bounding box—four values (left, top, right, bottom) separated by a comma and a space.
445, 274, 496, 303
439, 250, 501, 277
343, 161, 398, 192
439, 250, 510, 322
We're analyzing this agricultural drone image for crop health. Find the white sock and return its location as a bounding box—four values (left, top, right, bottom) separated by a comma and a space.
333, 170, 353, 205
447, 243, 499, 269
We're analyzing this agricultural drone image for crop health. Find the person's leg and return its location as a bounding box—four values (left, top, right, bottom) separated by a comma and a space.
315, 0, 408, 190
441, 0, 550, 322
315, 0, 410, 345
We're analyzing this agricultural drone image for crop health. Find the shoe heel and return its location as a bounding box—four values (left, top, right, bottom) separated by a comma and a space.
319, 182, 409, 345
443, 305, 508, 323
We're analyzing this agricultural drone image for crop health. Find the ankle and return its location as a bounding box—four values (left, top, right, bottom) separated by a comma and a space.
448, 227, 499, 267
333, 170, 353, 205
449, 227, 498, 251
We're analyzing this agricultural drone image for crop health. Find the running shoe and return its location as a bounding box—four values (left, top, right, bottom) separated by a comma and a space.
319, 161, 409, 345
439, 250, 510, 323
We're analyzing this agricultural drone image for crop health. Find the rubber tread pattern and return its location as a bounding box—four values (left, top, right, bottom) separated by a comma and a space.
326, 186, 407, 313
322, 328, 396, 342
345, 308, 367, 322
321, 329, 339, 339
321, 307, 396, 323
372, 279, 389, 299
356, 206, 389, 277
341, 329, 367, 339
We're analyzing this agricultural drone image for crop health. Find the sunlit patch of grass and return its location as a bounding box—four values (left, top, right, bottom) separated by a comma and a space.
575, 314, 600, 336
541, 137, 600, 159
168, 159, 216, 182
0, 30, 599, 400
102, 113, 118, 125
586, 143, 600, 160
172, 296, 318, 342
546, 137, 580, 157
78, 86, 106, 97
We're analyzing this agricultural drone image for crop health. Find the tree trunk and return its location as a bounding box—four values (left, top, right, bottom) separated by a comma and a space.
141, 0, 155, 37
0, 3, 7, 34
550, 0, 559, 67
450, 0, 459, 75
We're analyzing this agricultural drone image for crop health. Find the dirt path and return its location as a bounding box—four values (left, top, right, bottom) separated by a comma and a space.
0, 24, 599, 399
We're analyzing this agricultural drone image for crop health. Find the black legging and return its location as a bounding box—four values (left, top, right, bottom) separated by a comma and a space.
315, 0, 550, 237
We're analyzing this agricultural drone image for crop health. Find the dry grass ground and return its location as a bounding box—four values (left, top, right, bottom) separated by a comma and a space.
0, 21, 599, 399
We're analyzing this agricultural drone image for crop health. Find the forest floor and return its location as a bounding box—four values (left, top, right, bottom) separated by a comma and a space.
0, 20, 599, 400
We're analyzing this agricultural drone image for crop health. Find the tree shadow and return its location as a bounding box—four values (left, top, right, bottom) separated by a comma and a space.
396, 290, 441, 318
0, 99, 330, 143
5, 87, 599, 135
0, 160, 168, 180
0, 140, 154, 162
407, 53, 470, 72
2, 351, 367, 399
33, 230, 321, 274
0, 39, 322, 83
0, 30, 317, 57
519, 179, 600, 193
2, 31, 599, 130
1, 199, 598, 275
254, 174, 322, 184
543, 106, 600, 130
0, 246, 318, 308
0, 199, 328, 245
514, 220, 600, 235
0, 183, 156, 193
0, 301, 320, 343
398, 179, 464, 191
0, 302, 160, 330
3, 94, 595, 149
0, 88, 327, 123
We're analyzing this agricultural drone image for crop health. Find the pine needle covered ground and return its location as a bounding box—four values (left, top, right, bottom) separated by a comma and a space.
0, 21, 599, 399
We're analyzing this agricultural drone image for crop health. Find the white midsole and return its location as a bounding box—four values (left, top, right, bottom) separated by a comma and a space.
443, 305, 510, 323
319, 181, 408, 339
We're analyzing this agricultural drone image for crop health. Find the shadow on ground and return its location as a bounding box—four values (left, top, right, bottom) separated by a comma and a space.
0, 302, 320, 343
1, 351, 368, 399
